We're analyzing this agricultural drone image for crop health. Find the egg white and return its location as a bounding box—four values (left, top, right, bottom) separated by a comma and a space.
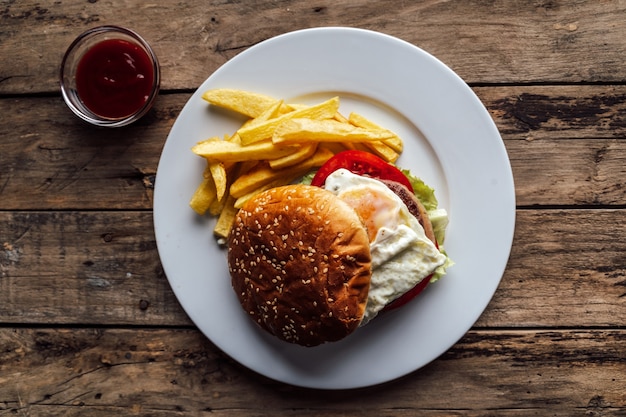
324, 169, 447, 325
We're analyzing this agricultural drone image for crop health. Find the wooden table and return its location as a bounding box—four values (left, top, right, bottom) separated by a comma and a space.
2, 1, 625, 415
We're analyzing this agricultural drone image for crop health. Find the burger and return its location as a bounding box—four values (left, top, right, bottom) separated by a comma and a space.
227, 150, 452, 347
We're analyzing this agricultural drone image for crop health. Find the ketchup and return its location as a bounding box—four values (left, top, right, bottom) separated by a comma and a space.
76, 38, 154, 119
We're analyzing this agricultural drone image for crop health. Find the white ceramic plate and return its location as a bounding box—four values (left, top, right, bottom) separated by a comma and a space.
154, 27, 515, 390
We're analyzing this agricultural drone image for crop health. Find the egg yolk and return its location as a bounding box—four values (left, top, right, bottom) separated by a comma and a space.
338, 188, 401, 242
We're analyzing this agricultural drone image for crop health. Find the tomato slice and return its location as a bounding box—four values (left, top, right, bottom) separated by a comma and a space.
311, 150, 413, 192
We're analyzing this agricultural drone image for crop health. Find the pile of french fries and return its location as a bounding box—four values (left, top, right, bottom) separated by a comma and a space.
190, 88, 404, 239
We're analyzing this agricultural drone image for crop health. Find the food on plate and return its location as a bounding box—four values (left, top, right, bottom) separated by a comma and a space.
310, 150, 452, 313
202, 88, 281, 118
191, 89, 453, 346
190, 89, 403, 239
311, 149, 413, 191
228, 163, 450, 346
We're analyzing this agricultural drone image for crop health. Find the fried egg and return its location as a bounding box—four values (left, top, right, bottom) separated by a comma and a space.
325, 169, 447, 324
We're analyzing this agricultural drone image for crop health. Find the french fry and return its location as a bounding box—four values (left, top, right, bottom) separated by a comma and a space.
230, 147, 334, 198
189, 174, 217, 215
272, 118, 395, 145
333, 112, 350, 123
209, 161, 228, 201
192, 139, 297, 162
246, 99, 284, 127
195, 137, 230, 202
284, 103, 309, 111
268, 142, 318, 170
348, 112, 403, 153
319, 142, 351, 154
237, 96, 340, 145
362, 141, 400, 163
202, 89, 279, 118
229, 163, 278, 199
190, 90, 407, 239
213, 195, 238, 239
208, 190, 228, 216
233, 147, 335, 208
234, 174, 302, 209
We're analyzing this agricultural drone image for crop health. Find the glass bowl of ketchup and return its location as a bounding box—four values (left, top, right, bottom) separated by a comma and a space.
60, 26, 160, 127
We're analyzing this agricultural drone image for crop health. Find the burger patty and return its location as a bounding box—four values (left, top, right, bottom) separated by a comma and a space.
379, 179, 437, 245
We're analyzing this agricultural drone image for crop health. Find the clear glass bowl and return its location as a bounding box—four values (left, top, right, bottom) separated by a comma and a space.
60, 25, 160, 127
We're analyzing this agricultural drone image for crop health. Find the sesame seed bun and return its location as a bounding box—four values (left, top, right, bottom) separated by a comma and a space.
228, 184, 372, 347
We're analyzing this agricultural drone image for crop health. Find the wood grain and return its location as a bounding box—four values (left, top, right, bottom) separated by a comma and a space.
0, 211, 188, 326
3, 87, 626, 210
2, 210, 626, 327
480, 209, 626, 327
0, 328, 624, 415
3, 0, 626, 412
0, 94, 186, 211
477, 86, 626, 141
1, 0, 626, 95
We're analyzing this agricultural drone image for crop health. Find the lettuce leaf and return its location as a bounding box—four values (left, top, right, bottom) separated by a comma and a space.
299, 171, 315, 185
431, 248, 455, 283
401, 169, 438, 212
402, 169, 454, 280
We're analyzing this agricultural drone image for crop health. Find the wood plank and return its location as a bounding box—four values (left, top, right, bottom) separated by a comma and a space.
0, 211, 190, 326
0, 328, 624, 415
477, 209, 626, 327
477, 85, 626, 140
0, 94, 188, 210
3, 86, 626, 210
506, 138, 626, 206
2, 210, 626, 327
2, 0, 626, 94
